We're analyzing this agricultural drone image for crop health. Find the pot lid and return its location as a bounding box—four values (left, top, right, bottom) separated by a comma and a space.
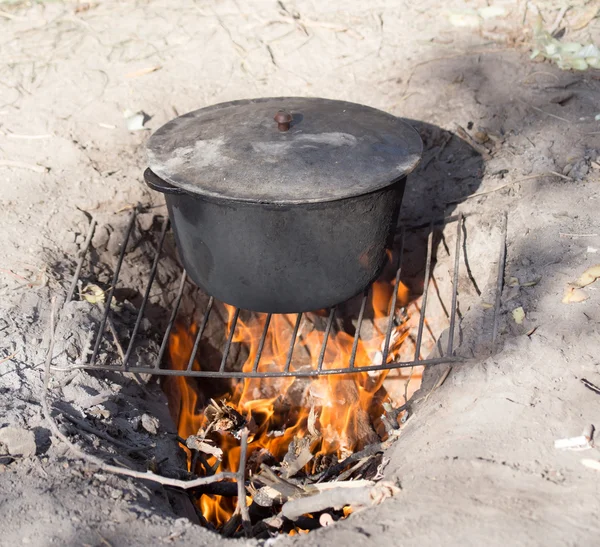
146, 97, 422, 204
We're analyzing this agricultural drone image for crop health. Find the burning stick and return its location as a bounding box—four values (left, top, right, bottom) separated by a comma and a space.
236, 427, 252, 537
203, 398, 246, 438
316, 438, 394, 483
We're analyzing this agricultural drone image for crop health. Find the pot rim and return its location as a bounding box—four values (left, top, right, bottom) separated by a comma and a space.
146, 97, 423, 205
144, 167, 407, 207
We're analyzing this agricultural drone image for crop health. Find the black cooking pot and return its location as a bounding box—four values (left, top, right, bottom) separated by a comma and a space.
144, 97, 422, 314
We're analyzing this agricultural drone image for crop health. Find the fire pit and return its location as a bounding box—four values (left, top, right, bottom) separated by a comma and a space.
46, 207, 506, 537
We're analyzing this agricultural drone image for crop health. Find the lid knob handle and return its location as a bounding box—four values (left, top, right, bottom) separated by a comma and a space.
274, 109, 292, 132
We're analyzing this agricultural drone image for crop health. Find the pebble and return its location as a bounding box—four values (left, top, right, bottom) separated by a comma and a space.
0, 427, 36, 457
91, 225, 111, 251
137, 212, 155, 231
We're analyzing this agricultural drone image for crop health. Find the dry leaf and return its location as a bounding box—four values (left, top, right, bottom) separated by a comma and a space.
125, 114, 146, 131
123, 109, 148, 131
81, 283, 105, 305
562, 284, 589, 304
531, 15, 600, 70
575, 264, 600, 288
512, 306, 525, 324
570, 4, 599, 31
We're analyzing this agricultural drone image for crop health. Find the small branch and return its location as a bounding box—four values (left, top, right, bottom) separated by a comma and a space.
106, 315, 126, 363
0, 159, 49, 173
455, 125, 492, 160
236, 428, 252, 538
0, 351, 18, 366
517, 99, 572, 124
446, 172, 570, 205
191, 482, 239, 497
316, 439, 393, 483
549, 5, 569, 35
61, 413, 151, 455
559, 233, 598, 239
581, 378, 600, 396
282, 481, 399, 521
41, 300, 236, 490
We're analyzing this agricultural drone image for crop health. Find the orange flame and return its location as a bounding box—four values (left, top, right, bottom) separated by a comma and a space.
167, 270, 422, 530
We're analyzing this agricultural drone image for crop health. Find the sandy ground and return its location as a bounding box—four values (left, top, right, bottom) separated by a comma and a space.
1, 0, 600, 545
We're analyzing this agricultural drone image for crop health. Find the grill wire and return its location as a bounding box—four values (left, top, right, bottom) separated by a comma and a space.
65, 211, 507, 379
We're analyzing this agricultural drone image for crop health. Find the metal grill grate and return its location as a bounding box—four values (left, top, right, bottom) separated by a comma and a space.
64, 211, 506, 378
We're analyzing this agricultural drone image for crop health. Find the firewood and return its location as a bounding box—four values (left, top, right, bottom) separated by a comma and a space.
315, 438, 394, 482
281, 435, 317, 479
185, 435, 223, 459
281, 481, 400, 521
280, 410, 320, 479
253, 463, 305, 499
250, 485, 285, 507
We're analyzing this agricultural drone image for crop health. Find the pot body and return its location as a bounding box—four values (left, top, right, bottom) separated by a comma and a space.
146, 170, 405, 313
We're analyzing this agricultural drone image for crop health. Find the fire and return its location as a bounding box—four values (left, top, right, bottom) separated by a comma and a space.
167, 267, 423, 531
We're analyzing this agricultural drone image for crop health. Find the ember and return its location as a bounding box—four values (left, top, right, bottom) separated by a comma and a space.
167, 266, 426, 534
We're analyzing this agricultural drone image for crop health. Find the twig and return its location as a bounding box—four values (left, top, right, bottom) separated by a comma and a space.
4, 133, 53, 140
403, 366, 415, 404
581, 378, 600, 396
517, 99, 572, 124
335, 456, 376, 482
282, 481, 399, 521
492, 212, 508, 352
0, 352, 17, 366
190, 481, 239, 496
420, 133, 453, 170
548, 170, 573, 181
446, 172, 567, 205
61, 413, 151, 455
94, 530, 112, 547
559, 233, 599, 238
255, 464, 305, 498
106, 316, 126, 363
382, 401, 408, 431
125, 66, 162, 79
0, 159, 48, 173
396, 47, 510, 102
0, 9, 24, 20
65, 218, 97, 303
316, 440, 393, 483
455, 125, 492, 160
236, 428, 252, 537
0, 268, 30, 283
41, 301, 237, 490
423, 366, 452, 403
549, 5, 569, 35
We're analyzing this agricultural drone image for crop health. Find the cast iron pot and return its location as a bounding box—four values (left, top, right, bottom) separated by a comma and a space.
144, 98, 422, 314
